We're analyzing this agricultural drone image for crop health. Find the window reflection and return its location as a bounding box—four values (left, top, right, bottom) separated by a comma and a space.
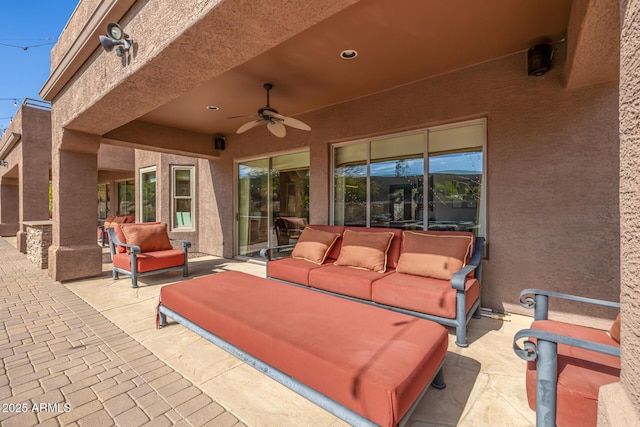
332, 120, 485, 235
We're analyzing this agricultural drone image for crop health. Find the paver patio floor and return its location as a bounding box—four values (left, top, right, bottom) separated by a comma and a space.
1, 237, 535, 426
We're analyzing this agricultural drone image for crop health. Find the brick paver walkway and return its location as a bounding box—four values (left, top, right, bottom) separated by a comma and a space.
0, 238, 244, 427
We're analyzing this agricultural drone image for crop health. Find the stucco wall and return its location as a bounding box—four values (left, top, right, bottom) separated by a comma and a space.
213, 48, 619, 322
135, 150, 203, 249
19, 107, 52, 223
617, 0, 640, 415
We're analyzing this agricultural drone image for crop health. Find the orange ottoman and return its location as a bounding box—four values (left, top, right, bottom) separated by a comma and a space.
159, 271, 448, 427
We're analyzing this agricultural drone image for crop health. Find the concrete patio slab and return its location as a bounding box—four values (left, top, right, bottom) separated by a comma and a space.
1, 237, 536, 426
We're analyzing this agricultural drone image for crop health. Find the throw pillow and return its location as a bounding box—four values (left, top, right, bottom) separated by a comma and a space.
396, 231, 473, 280
334, 230, 394, 273
607, 313, 621, 344
121, 223, 173, 253
291, 227, 341, 264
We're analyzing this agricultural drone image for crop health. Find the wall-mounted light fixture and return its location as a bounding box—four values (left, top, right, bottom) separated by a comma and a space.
99, 23, 132, 57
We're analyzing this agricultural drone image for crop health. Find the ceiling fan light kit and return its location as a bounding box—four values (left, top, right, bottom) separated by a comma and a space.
234, 83, 311, 138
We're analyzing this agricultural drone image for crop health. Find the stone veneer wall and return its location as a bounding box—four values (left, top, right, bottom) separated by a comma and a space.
26, 224, 52, 269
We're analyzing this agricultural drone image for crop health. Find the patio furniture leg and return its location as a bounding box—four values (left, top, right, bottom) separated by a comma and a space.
159, 311, 167, 327
431, 367, 446, 389
130, 252, 138, 288
535, 339, 557, 427
112, 270, 119, 280
455, 291, 468, 347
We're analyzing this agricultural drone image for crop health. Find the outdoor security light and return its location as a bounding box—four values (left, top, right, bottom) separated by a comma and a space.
99, 22, 132, 57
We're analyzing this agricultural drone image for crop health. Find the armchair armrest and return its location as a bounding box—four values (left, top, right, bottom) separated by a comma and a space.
260, 244, 296, 261
116, 241, 142, 254
106, 227, 141, 256
171, 239, 192, 252
513, 328, 621, 362
451, 237, 484, 291
519, 288, 620, 321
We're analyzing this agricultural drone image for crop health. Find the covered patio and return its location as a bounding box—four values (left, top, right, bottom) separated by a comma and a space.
36, 0, 639, 423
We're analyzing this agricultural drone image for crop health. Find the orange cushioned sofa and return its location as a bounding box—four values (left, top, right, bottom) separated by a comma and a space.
261, 225, 484, 347
107, 222, 191, 288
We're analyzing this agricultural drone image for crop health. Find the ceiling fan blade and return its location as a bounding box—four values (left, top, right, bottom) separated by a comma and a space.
267, 120, 286, 138
227, 114, 257, 120
280, 115, 311, 131
237, 119, 264, 134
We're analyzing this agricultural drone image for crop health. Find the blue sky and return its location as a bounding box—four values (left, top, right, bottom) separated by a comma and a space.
0, 1, 79, 132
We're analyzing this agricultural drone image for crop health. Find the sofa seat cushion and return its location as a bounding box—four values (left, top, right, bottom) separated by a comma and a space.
526, 320, 621, 427
372, 272, 480, 319
267, 257, 328, 286
160, 271, 449, 427
113, 250, 185, 273
308, 264, 395, 300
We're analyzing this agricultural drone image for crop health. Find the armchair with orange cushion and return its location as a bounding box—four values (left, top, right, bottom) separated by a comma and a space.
107, 222, 191, 288
513, 289, 621, 427
98, 214, 135, 246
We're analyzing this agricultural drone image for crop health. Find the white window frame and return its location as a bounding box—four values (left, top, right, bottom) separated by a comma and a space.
139, 166, 157, 223
171, 165, 195, 231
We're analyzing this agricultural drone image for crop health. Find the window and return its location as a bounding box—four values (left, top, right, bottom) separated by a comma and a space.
140, 167, 156, 223
332, 119, 485, 236
116, 179, 135, 215
172, 166, 194, 230
97, 183, 110, 220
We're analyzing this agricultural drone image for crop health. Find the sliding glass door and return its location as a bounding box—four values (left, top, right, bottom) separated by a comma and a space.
237, 151, 310, 258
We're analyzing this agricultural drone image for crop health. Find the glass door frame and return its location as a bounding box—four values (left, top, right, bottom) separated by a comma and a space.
233, 148, 310, 259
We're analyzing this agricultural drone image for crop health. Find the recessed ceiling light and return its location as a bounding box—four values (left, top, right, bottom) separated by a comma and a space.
340, 49, 358, 60
206, 105, 219, 111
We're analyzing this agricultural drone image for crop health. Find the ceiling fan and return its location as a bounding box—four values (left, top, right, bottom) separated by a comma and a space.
231, 83, 311, 138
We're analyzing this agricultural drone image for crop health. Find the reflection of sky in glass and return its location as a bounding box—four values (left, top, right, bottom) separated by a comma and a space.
429, 152, 482, 174
368, 152, 482, 176
370, 158, 423, 177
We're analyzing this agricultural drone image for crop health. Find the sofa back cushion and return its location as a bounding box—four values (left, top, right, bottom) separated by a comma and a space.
396, 231, 474, 280
291, 227, 341, 264
121, 223, 173, 253
334, 229, 395, 273
305, 225, 346, 260
344, 227, 403, 268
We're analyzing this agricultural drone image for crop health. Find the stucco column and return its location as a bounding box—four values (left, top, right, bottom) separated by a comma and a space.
48, 130, 102, 282
17, 146, 51, 253
598, 0, 640, 424
0, 178, 19, 237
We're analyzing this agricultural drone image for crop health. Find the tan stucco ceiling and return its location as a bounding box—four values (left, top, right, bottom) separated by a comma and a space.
139, 0, 574, 136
